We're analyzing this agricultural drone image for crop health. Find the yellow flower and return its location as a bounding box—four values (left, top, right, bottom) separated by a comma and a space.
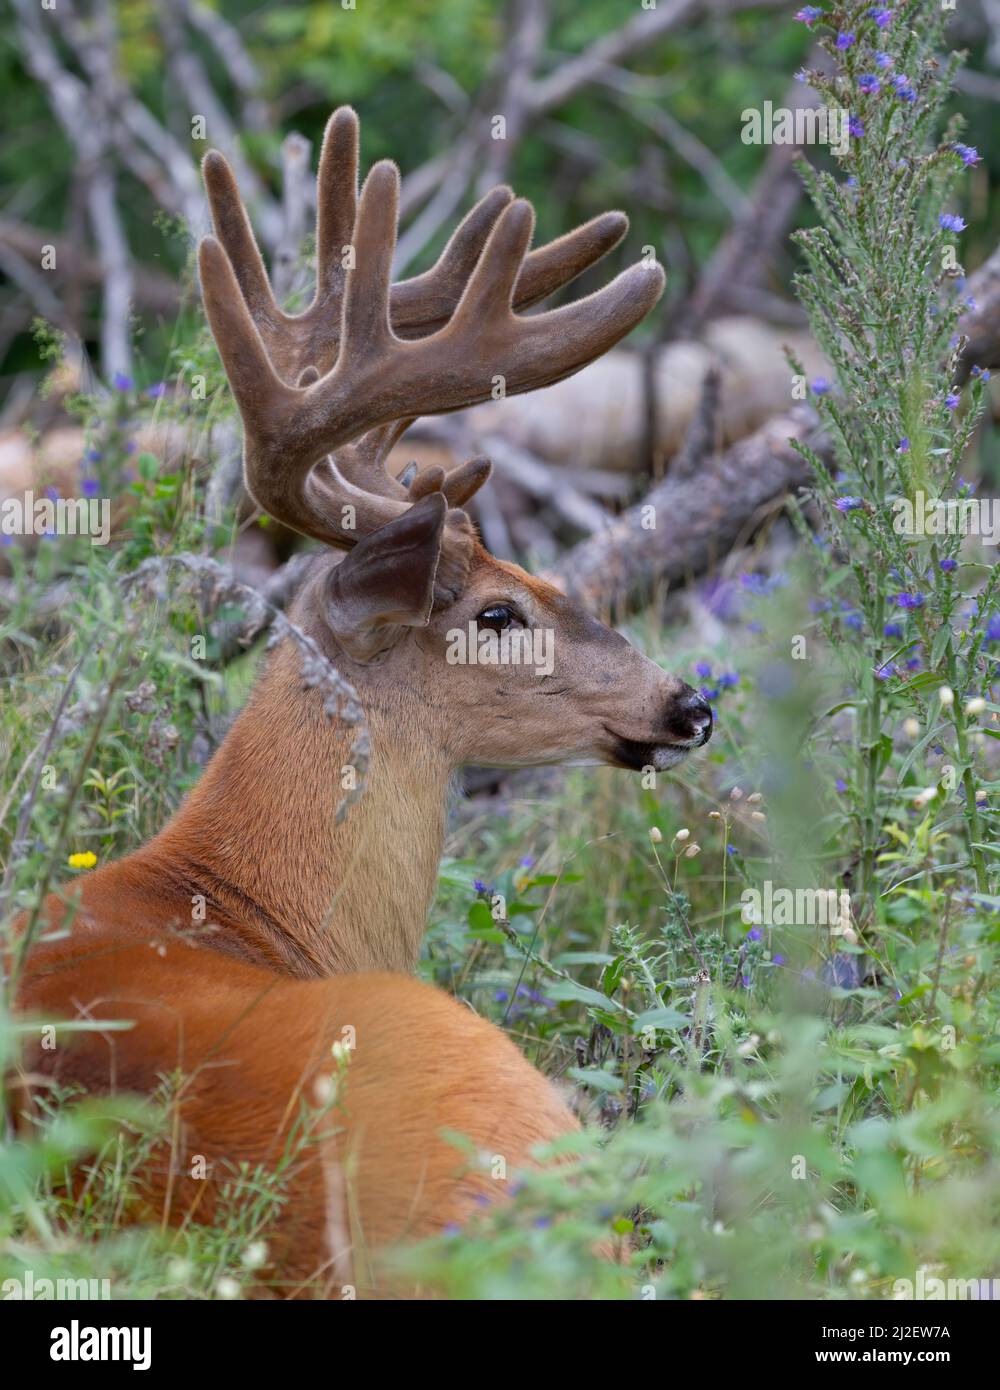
67, 851, 97, 870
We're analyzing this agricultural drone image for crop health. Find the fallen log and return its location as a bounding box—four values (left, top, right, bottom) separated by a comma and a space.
548, 404, 827, 612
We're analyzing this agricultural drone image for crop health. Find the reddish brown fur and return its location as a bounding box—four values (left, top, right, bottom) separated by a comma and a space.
14, 926, 575, 1295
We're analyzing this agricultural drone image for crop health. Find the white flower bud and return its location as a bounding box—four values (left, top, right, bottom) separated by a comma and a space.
903, 717, 920, 739
648, 826, 662, 843
242, 1241, 268, 1270
938, 686, 954, 708
965, 697, 986, 716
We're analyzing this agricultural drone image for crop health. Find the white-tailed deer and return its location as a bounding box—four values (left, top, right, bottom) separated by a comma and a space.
11, 109, 712, 1295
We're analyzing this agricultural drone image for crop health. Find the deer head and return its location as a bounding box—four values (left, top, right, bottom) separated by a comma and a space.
200, 108, 712, 782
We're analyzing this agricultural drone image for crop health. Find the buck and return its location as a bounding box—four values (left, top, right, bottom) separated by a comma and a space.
10, 109, 712, 1296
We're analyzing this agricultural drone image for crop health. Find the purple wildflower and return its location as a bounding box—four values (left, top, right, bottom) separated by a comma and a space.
954, 144, 980, 166
849, 117, 865, 138
836, 31, 855, 49
811, 376, 832, 396
794, 5, 823, 23
112, 372, 133, 392
874, 51, 893, 68
695, 661, 713, 678
868, 6, 893, 26
945, 392, 961, 410
939, 558, 958, 572
896, 593, 924, 610
858, 74, 881, 95
835, 496, 864, 512
835, 778, 848, 793
897, 437, 910, 453
883, 622, 903, 638
939, 213, 967, 233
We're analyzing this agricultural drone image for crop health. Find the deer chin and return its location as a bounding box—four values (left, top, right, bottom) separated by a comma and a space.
602, 729, 700, 772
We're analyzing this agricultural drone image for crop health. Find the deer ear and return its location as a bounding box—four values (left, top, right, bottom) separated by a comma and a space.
324, 493, 447, 660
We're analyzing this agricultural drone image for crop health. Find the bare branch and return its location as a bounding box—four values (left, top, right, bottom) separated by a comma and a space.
157, 1, 281, 246
597, 69, 749, 219
673, 77, 822, 338
85, 165, 134, 379
526, 0, 788, 119
0, 217, 179, 316
271, 132, 313, 305
957, 239, 1000, 382
476, 0, 550, 193
0, 242, 72, 330
186, 0, 269, 132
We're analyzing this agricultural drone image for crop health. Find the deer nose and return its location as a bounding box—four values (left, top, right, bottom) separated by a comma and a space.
665, 687, 713, 746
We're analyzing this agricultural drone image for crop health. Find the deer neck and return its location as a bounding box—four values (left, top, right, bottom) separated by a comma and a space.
144, 641, 451, 977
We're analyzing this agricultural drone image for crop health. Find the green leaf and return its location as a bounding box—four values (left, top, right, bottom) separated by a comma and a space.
566, 1066, 624, 1093
633, 1005, 688, 1032
467, 900, 494, 933
544, 979, 624, 1012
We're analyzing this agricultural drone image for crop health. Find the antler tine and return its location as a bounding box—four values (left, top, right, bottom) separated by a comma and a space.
315, 105, 359, 299
298, 179, 665, 440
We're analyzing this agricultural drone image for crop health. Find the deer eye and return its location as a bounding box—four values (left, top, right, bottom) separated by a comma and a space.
477, 603, 521, 632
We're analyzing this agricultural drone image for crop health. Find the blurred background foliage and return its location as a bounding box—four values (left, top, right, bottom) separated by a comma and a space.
1, 0, 998, 383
